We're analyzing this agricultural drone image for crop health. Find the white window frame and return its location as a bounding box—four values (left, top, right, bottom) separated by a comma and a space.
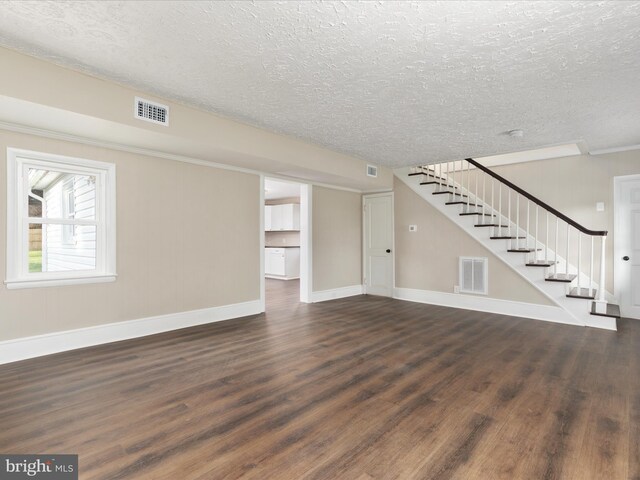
6, 148, 117, 289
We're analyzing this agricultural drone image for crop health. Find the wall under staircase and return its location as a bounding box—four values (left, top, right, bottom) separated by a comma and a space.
394, 163, 617, 331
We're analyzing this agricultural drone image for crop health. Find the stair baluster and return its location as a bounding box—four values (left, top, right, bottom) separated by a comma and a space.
466, 162, 471, 210
474, 167, 479, 210
545, 211, 549, 264
524, 199, 535, 251
498, 183, 502, 229
451, 161, 456, 197
408, 157, 615, 324
515, 194, 520, 250
566, 224, 570, 276
482, 175, 486, 218
507, 189, 511, 242
534, 205, 539, 262
590, 237, 595, 297
555, 217, 559, 276
577, 232, 582, 291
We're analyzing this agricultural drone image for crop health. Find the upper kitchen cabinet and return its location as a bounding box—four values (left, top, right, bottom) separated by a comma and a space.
265, 204, 300, 231
265, 204, 272, 231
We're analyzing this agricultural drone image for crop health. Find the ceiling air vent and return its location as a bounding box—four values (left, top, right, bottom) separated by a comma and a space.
366, 165, 378, 177
134, 97, 169, 126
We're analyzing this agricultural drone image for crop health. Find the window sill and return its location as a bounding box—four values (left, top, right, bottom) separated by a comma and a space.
5, 274, 117, 290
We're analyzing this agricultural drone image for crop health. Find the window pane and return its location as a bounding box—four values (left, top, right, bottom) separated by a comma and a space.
29, 194, 43, 219
28, 169, 96, 220
30, 223, 97, 273
28, 226, 42, 273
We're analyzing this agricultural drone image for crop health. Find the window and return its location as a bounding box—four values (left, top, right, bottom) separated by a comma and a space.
6, 148, 116, 289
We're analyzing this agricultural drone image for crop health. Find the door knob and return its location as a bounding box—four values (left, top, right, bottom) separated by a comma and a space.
623, 256, 630, 261
386, 249, 391, 253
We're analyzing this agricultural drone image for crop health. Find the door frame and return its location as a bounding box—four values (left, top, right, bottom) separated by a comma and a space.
260, 175, 313, 311
362, 191, 395, 296
614, 173, 640, 317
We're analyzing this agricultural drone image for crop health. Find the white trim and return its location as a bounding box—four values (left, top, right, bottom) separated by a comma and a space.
6, 147, 116, 288
259, 175, 266, 313
312, 284, 363, 303
590, 144, 640, 156
0, 299, 262, 365
300, 184, 313, 303
0, 121, 363, 195
392, 287, 604, 328
6, 274, 116, 290
362, 192, 395, 296
614, 174, 640, 319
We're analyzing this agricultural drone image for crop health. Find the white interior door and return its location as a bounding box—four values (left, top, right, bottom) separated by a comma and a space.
616, 175, 640, 319
364, 193, 394, 296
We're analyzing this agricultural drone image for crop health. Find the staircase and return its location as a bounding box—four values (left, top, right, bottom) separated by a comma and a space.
396, 158, 620, 331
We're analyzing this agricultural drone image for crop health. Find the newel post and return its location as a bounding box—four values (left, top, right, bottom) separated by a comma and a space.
594, 235, 608, 314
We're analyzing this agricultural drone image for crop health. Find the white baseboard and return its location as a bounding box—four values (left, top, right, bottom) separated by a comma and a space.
312, 284, 364, 303
0, 299, 263, 365
393, 287, 582, 327
265, 275, 300, 281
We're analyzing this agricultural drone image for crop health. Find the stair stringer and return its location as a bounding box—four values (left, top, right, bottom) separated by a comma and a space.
395, 168, 616, 331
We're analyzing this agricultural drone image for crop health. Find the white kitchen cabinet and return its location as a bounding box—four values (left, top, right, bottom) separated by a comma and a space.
265, 247, 300, 279
265, 204, 300, 231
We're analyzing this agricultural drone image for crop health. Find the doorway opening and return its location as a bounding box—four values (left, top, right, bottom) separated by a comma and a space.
262, 177, 311, 310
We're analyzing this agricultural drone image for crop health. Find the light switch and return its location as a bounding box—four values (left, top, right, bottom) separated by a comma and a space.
596, 202, 605, 212
409, 224, 418, 232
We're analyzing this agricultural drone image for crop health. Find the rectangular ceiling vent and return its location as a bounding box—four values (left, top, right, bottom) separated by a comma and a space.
366, 165, 378, 177
134, 97, 169, 126
459, 257, 488, 295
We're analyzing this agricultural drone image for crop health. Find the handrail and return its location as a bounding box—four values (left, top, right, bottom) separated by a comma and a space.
465, 158, 607, 236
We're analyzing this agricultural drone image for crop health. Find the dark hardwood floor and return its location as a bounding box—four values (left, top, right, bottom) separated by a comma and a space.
1, 280, 639, 479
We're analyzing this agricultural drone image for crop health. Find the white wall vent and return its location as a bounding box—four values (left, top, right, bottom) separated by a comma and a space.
459, 257, 488, 295
367, 165, 378, 177
134, 97, 169, 126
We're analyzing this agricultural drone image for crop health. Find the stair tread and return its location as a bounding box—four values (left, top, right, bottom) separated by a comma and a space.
508, 248, 542, 253
567, 287, 596, 299
491, 236, 525, 239
475, 224, 509, 227
445, 201, 467, 205
546, 273, 577, 283
460, 212, 495, 217
409, 171, 444, 180
526, 260, 556, 267
419, 181, 440, 185
432, 191, 468, 197
590, 302, 621, 319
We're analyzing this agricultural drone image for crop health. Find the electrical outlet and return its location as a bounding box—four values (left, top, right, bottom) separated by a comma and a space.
409, 224, 417, 232
596, 202, 605, 212
454, 285, 460, 294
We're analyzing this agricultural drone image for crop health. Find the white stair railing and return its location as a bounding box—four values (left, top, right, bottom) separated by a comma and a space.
409, 158, 609, 313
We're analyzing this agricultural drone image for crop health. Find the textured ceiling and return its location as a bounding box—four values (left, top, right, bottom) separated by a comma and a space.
0, 1, 639, 167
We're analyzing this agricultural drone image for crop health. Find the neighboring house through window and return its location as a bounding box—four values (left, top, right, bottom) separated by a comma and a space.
6, 148, 116, 289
